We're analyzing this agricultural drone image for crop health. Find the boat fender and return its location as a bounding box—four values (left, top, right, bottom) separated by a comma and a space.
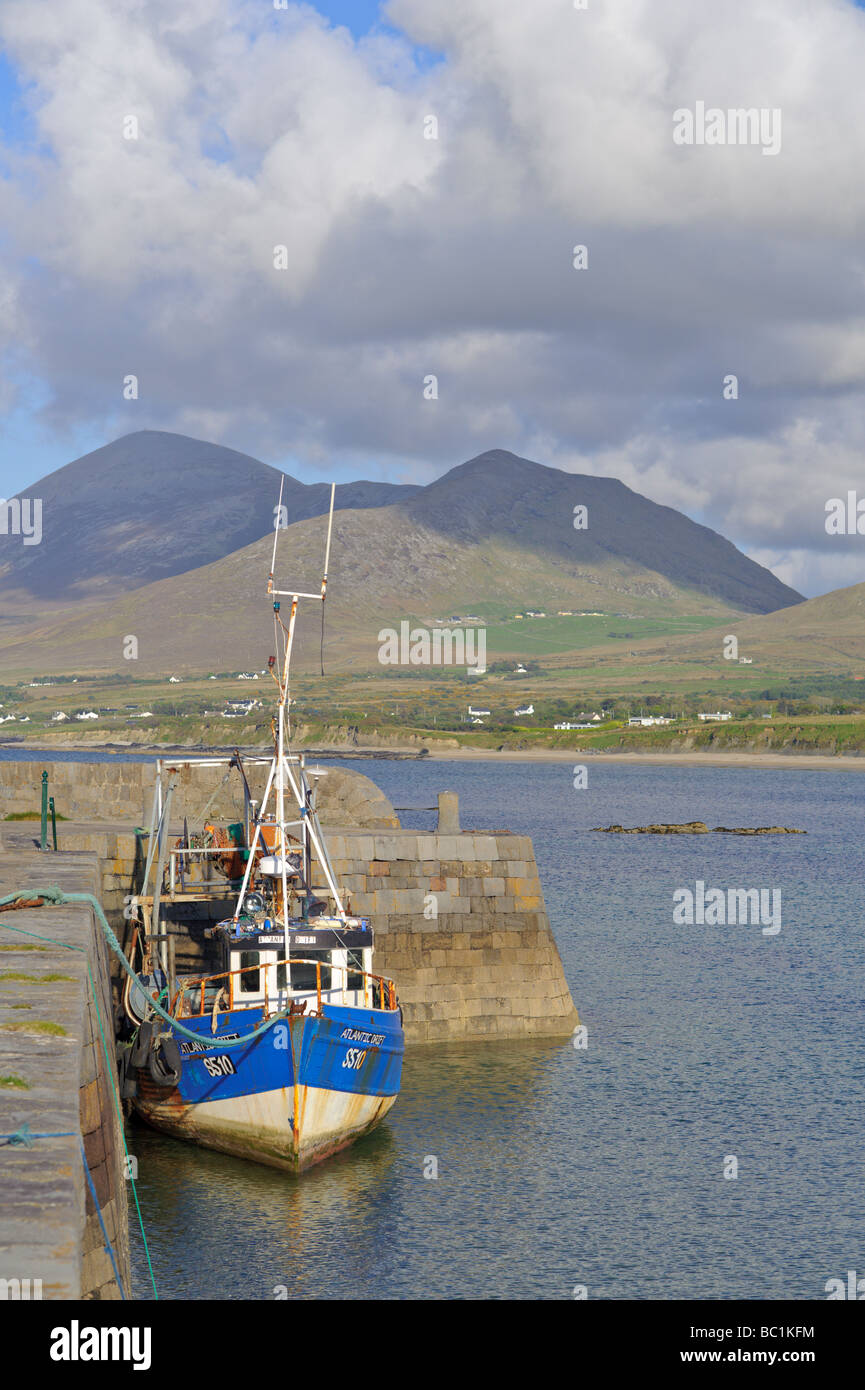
117, 1047, 138, 1099
148, 1036, 183, 1087
130, 1020, 153, 1067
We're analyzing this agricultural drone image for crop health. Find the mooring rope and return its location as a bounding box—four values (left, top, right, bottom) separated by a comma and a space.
0, 887, 298, 1049
0, 882, 321, 1301
79, 1137, 127, 1300
0, 1125, 77, 1146
0, 1127, 129, 1299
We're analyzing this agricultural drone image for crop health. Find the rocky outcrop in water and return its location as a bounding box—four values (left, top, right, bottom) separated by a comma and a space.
593, 822, 805, 834
594, 821, 709, 834
713, 825, 805, 834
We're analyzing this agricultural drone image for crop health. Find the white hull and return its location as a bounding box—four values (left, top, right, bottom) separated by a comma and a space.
135, 1080, 396, 1172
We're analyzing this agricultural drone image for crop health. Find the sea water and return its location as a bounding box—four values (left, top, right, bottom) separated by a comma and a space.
122, 759, 864, 1300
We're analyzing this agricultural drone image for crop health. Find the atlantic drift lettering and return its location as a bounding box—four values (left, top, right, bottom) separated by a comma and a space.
340, 1027, 385, 1046
180, 1033, 240, 1054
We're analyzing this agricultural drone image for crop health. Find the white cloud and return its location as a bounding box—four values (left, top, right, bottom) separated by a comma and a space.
2, 0, 865, 595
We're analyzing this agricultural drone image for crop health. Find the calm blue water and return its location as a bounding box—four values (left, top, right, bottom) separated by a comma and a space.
127, 759, 865, 1300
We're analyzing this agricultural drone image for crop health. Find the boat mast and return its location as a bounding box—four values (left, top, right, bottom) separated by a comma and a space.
267, 481, 337, 949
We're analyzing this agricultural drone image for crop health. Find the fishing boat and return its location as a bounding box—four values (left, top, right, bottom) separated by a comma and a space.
122, 484, 404, 1172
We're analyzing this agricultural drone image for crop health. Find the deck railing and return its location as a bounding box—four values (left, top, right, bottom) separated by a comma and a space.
171, 955, 397, 1020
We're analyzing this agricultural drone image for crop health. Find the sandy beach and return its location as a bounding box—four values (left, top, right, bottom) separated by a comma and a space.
423, 747, 865, 772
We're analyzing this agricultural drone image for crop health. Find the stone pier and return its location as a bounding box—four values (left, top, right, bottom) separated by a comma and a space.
319, 813, 577, 1042
0, 845, 131, 1300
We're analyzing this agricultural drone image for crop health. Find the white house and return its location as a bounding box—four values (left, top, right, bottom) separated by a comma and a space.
468, 707, 490, 717
75, 711, 99, 720
168, 675, 181, 683
51, 711, 69, 722
697, 711, 733, 722
514, 704, 534, 716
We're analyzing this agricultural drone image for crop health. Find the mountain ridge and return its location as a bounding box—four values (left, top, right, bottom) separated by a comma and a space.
0, 430, 421, 599
0, 431, 808, 676
1, 432, 803, 613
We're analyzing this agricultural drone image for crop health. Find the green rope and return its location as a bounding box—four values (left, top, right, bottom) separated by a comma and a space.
0, 887, 298, 1050
0, 907, 158, 1300
0, 1123, 128, 1297
0, 1124, 77, 1147
80, 1136, 127, 1299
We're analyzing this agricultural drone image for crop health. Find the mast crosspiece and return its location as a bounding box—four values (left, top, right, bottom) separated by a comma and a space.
232, 482, 342, 964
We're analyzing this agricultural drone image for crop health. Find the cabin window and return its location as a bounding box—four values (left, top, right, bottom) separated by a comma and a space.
291, 949, 332, 992
347, 949, 365, 991
276, 960, 288, 990
238, 951, 261, 993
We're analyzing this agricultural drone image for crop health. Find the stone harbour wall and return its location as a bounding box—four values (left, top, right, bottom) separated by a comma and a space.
0, 758, 399, 829
318, 828, 578, 1044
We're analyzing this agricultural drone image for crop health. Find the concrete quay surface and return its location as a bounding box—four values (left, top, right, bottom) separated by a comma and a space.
0, 841, 131, 1300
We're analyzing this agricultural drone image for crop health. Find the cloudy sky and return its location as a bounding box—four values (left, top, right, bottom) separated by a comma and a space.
2, 0, 865, 597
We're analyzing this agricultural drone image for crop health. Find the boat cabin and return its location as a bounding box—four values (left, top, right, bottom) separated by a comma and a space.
174, 917, 385, 1018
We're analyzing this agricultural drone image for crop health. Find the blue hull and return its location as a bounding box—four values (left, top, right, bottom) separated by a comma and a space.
134, 1002, 404, 1171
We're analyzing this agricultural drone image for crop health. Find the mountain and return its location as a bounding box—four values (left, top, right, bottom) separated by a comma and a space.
0, 508, 802, 678
402, 449, 802, 615
0, 430, 421, 600
1, 436, 801, 615
0, 436, 807, 675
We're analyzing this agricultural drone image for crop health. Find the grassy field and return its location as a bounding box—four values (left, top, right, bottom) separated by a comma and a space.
4, 659, 865, 762
479, 612, 723, 657
4, 594, 865, 760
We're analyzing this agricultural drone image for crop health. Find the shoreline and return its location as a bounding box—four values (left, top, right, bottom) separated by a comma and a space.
4, 740, 865, 772
425, 747, 865, 771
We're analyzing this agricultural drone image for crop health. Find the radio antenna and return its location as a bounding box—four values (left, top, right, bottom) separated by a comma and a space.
268, 473, 285, 596
320, 483, 335, 676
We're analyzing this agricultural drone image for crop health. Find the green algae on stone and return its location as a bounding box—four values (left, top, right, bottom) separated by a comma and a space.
1, 1021, 68, 1036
